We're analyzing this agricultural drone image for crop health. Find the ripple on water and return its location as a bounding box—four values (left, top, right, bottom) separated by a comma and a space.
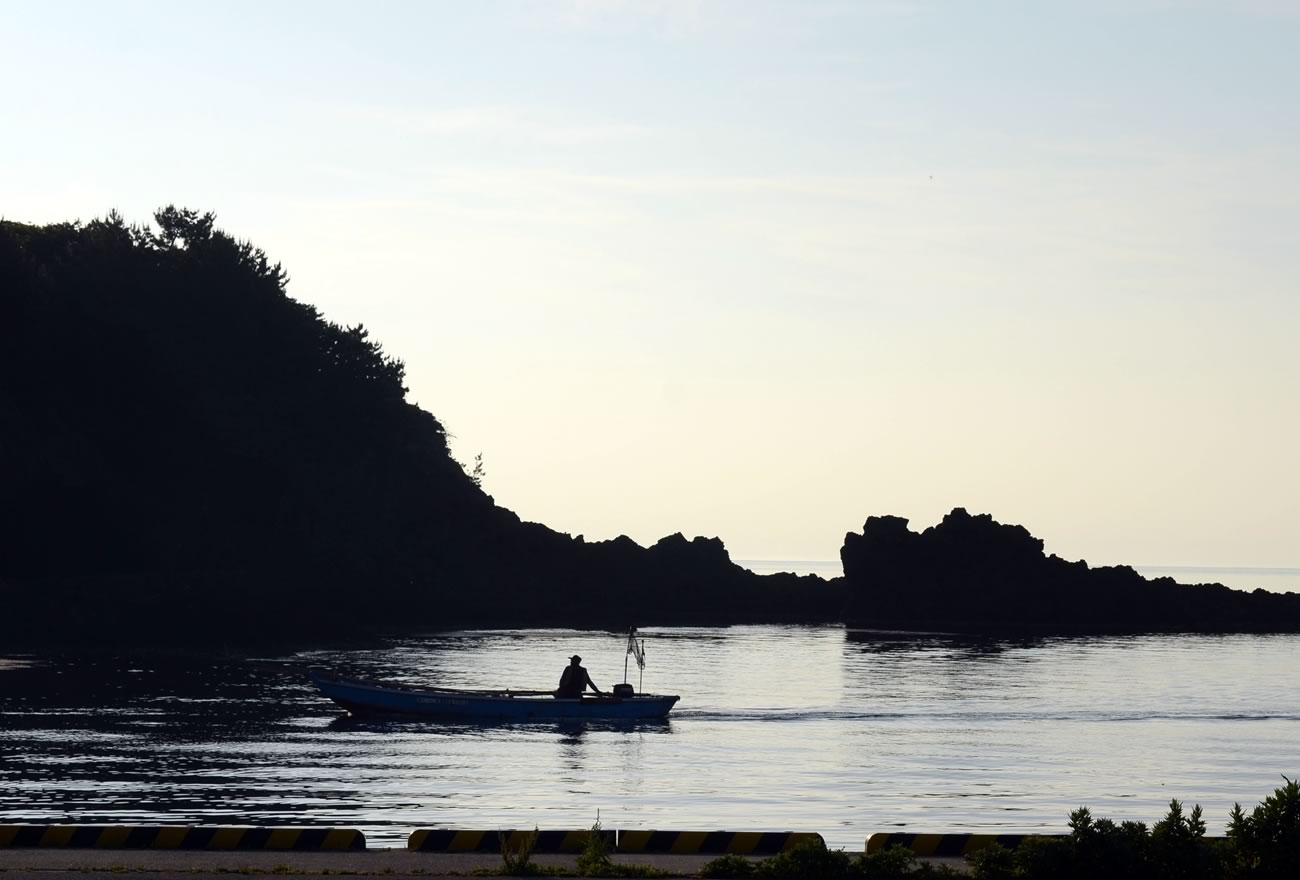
2, 628, 1299, 848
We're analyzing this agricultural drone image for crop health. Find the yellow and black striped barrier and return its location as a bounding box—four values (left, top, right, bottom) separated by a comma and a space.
616, 831, 823, 855
0, 825, 365, 851
408, 829, 612, 853
866, 833, 1047, 857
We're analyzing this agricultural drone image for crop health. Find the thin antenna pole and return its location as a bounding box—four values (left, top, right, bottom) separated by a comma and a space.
624, 626, 632, 684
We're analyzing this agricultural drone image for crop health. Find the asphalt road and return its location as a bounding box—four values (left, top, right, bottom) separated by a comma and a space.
0, 849, 714, 878
0, 848, 970, 878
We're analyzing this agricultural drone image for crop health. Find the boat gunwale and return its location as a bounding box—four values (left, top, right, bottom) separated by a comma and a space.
309, 671, 678, 705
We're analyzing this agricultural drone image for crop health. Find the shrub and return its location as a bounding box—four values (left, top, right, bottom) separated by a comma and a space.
853, 844, 920, 879
908, 862, 964, 878
1226, 776, 1300, 879
755, 837, 852, 880
1075, 815, 1152, 880
1012, 836, 1072, 879
698, 853, 756, 878
571, 819, 666, 878
575, 819, 614, 876
499, 828, 540, 876
1150, 799, 1219, 880
966, 843, 1016, 880
960, 781, 1299, 879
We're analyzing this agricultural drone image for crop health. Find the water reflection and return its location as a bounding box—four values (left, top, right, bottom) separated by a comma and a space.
557, 723, 586, 782
845, 629, 1048, 657
325, 715, 672, 737
3, 627, 1299, 848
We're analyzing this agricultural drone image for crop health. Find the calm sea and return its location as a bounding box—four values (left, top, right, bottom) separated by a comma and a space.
2, 626, 1298, 850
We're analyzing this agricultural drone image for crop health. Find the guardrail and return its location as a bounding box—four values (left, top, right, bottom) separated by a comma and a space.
407, 828, 821, 854
0, 825, 365, 851
13, 824, 1181, 857
408, 828, 610, 853
866, 833, 1042, 856
615, 831, 822, 854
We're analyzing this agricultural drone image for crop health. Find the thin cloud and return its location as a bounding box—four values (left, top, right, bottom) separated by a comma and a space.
1125, 0, 1300, 15
319, 102, 656, 145
410, 106, 657, 145
511, 0, 927, 37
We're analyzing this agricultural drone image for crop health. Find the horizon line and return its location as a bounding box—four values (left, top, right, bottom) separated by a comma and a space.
736, 559, 1300, 576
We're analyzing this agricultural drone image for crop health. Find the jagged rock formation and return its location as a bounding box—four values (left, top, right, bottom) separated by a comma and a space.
840, 508, 1300, 634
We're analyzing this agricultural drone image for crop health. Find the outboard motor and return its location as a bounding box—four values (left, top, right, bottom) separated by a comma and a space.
612, 683, 635, 699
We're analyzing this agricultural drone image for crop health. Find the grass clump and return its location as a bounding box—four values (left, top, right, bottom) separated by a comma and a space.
575, 819, 667, 877
697, 853, 756, 878
855, 844, 931, 879
574, 819, 614, 877
470, 868, 569, 878
475, 819, 665, 878
500, 828, 540, 876
702, 838, 960, 880
469, 827, 568, 876
754, 838, 852, 879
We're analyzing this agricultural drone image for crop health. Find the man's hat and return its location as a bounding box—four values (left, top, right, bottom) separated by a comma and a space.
570, 655, 582, 662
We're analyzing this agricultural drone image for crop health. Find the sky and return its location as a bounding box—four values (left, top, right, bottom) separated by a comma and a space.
3, 1, 1298, 572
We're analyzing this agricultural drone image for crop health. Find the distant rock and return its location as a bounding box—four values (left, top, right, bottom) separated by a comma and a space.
841, 508, 1300, 634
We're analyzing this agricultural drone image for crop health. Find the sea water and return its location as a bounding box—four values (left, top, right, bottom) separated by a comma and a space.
1, 626, 1298, 849
739, 560, 1300, 593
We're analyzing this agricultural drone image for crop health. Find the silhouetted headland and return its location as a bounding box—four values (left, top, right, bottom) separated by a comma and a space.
841, 509, 1300, 634
3, 209, 1297, 647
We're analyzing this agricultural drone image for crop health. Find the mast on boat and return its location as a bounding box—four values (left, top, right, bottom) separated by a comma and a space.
624, 626, 646, 692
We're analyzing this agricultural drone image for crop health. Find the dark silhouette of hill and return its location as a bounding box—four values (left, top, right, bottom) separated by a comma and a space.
0, 209, 837, 647
4, 209, 1296, 647
841, 509, 1300, 633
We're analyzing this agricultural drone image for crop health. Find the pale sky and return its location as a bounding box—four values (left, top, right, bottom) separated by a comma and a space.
3, 1, 1298, 572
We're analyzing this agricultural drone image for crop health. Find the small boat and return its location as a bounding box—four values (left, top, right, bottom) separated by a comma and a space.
308, 670, 680, 721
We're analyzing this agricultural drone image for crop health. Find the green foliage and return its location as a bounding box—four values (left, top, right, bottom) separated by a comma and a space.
1011, 836, 1072, 879
754, 837, 851, 879
960, 781, 1300, 879
500, 828, 540, 876
966, 843, 1016, 880
854, 844, 919, 879
1074, 815, 1152, 880
1150, 799, 1218, 880
727, 839, 962, 880
698, 854, 756, 878
471, 866, 569, 878
905, 862, 964, 878
1225, 776, 1300, 879
598, 867, 669, 879
571, 819, 666, 878
575, 818, 613, 876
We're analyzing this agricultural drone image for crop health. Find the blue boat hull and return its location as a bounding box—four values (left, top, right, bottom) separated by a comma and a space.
309, 672, 680, 720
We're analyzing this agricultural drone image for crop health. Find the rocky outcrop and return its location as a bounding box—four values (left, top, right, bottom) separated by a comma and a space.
841, 508, 1300, 634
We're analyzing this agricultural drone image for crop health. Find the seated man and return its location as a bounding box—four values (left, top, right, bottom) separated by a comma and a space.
555, 654, 604, 699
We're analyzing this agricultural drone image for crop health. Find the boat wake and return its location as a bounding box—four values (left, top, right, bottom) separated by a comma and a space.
673, 708, 1300, 723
